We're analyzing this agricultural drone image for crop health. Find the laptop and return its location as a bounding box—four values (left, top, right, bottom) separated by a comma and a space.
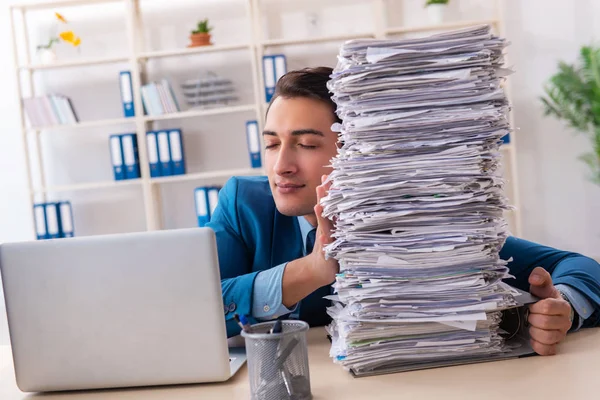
0, 228, 246, 392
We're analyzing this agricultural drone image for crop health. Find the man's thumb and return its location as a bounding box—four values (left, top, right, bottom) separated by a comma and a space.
529, 267, 559, 299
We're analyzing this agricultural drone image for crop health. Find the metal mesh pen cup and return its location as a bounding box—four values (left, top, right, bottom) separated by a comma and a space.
241, 320, 312, 400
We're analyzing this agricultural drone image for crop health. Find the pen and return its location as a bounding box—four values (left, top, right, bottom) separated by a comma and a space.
237, 314, 253, 333
270, 319, 282, 334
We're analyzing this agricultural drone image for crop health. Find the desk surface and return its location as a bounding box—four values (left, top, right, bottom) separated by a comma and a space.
1, 327, 599, 400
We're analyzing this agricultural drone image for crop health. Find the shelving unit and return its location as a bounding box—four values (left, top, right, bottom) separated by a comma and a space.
10, 0, 522, 238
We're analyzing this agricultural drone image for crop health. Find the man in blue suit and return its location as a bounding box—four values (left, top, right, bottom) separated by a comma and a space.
207, 67, 600, 356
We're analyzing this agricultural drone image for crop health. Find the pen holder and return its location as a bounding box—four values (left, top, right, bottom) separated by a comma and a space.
241, 320, 312, 400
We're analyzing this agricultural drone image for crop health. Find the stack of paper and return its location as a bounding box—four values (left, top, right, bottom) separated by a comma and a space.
321, 25, 522, 376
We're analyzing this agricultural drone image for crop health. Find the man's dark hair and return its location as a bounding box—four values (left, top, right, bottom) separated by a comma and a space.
266, 66, 341, 124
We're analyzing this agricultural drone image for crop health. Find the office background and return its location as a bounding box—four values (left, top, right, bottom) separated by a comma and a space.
0, 0, 599, 344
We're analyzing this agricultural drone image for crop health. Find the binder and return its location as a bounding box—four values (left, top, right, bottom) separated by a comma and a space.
168, 129, 185, 175
194, 187, 210, 227
121, 133, 141, 179
58, 201, 74, 238
502, 133, 510, 144
33, 203, 48, 240
263, 55, 276, 102
157, 130, 173, 176
246, 120, 262, 168
119, 71, 135, 118
109, 134, 125, 180
207, 186, 220, 216
274, 54, 287, 84
146, 131, 161, 177
45, 202, 60, 239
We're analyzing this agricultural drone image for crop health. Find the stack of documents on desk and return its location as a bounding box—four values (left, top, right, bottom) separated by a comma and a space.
321, 25, 532, 377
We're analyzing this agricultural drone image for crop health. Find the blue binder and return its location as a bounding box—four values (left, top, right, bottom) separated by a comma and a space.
168, 129, 185, 175
121, 133, 141, 179
157, 130, 173, 176
119, 71, 135, 118
58, 201, 74, 238
273, 54, 287, 86
109, 134, 125, 180
263, 55, 276, 103
246, 120, 262, 168
207, 186, 220, 217
33, 203, 48, 240
194, 187, 210, 227
502, 133, 510, 144
146, 131, 161, 177
44, 202, 61, 239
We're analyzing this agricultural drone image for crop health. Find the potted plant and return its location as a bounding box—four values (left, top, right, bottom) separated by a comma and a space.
189, 19, 212, 47
36, 12, 82, 64
425, 0, 449, 25
540, 45, 600, 185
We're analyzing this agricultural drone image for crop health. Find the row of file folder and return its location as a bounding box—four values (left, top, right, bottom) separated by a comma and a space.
194, 186, 221, 227
141, 79, 181, 116
321, 25, 528, 377
110, 130, 186, 180
262, 54, 287, 103
23, 94, 78, 128
146, 129, 186, 177
33, 201, 74, 240
109, 133, 141, 180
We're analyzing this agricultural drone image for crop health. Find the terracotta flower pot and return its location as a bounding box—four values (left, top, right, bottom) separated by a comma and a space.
189, 32, 212, 47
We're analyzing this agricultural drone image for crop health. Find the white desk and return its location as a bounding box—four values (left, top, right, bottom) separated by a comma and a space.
1, 328, 599, 400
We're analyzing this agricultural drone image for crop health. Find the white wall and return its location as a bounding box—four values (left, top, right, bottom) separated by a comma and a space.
1, 0, 599, 346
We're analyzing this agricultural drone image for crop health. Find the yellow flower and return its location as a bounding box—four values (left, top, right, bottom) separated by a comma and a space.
55, 12, 67, 23
59, 31, 81, 46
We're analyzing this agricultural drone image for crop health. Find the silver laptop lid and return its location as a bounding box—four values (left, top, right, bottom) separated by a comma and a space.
0, 228, 230, 392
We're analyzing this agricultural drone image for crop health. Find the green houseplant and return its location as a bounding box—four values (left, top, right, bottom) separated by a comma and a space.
541, 45, 600, 185
424, 0, 449, 24
189, 19, 212, 47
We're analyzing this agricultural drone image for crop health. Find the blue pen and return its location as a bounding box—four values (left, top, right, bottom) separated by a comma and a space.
238, 314, 253, 333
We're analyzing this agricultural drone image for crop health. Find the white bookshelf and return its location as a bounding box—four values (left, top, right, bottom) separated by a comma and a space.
10, 0, 522, 238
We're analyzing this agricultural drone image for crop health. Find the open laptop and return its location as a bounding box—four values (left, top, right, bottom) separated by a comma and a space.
0, 228, 246, 392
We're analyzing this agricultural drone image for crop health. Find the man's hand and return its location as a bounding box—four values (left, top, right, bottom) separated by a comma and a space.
308, 174, 339, 287
527, 267, 573, 355
281, 175, 339, 308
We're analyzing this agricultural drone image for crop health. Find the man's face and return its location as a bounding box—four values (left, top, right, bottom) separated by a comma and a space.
263, 96, 339, 222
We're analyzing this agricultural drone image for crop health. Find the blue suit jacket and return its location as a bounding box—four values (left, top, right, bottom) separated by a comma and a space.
207, 176, 600, 338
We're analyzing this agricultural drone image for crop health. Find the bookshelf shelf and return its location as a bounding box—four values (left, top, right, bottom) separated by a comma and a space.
28, 117, 135, 132
138, 43, 251, 60
384, 19, 499, 35
142, 104, 257, 122
38, 178, 142, 194
150, 168, 264, 185
19, 56, 130, 71
261, 32, 376, 47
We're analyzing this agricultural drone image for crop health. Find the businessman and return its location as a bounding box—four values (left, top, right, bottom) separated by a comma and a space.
207, 67, 600, 355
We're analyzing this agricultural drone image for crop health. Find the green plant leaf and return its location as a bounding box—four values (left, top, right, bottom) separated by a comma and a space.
540, 44, 600, 186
